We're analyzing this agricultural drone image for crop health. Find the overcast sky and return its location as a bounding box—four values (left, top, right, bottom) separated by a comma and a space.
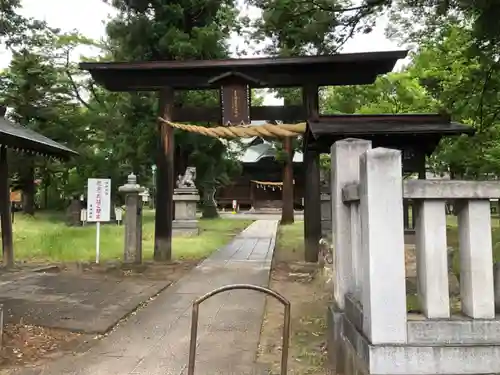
0, 0, 403, 104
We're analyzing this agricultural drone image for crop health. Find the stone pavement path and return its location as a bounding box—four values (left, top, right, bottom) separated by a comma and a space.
18, 220, 278, 375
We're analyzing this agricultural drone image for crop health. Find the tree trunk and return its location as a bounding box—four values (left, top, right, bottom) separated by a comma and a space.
66, 198, 82, 226
43, 171, 51, 210
201, 185, 219, 219
43, 184, 49, 209
281, 137, 294, 225
22, 163, 35, 216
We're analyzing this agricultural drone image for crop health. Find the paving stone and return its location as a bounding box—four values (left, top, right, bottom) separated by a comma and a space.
0, 274, 170, 334
130, 355, 186, 375
29, 355, 143, 375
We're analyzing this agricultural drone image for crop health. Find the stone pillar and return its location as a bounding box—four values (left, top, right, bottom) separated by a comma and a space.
327, 139, 371, 375
359, 147, 407, 344
173, 187, 200, 235
118, 173, 145, 264
457, 200, 495, 318
415, 200, 450, 318
331, 138, 372, 309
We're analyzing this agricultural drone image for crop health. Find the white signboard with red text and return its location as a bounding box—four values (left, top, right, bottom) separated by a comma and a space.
87, 178, 111, 264
87, 178, 111, 222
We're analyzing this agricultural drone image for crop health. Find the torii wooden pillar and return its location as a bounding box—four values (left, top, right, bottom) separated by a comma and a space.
154, 88, 175, 261
281, 97, 295, 225
302, 85, 321, 263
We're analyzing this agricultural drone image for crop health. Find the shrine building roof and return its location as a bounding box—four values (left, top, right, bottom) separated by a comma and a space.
0, 107, 77, 159
79, 50, 408, 91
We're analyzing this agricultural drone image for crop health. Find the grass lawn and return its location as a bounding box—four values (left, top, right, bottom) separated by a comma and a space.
259, 220, 328, 375
278, 217, 500, 266
447, 216, 500, 274
275, 221, 304, 262
11, 210, 252, 263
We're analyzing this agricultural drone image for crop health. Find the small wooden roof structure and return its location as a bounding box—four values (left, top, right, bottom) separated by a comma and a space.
79, 50, 408, 90
306, 114, 473, 148
0, 106, 77, 267
304, 113, 474, 172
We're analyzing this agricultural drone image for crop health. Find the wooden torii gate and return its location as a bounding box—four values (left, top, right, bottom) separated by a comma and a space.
79, 50, 408, 262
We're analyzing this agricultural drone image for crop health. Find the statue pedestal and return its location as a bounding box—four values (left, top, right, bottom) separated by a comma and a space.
173, 187, 200, 235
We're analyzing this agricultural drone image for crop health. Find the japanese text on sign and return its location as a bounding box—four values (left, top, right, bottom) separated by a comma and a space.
87, 178, 111, 222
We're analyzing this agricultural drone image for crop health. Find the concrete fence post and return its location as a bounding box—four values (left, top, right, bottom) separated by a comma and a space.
331, 138, 372, 309
458, 200, 495, 318
359, 147, 407, 344
415, 200, 450, 318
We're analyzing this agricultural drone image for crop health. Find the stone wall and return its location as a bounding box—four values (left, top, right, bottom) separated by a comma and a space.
327, 138, 500, 375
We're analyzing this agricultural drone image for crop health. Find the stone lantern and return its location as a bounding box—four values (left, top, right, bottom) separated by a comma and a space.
118, 173, 145, 263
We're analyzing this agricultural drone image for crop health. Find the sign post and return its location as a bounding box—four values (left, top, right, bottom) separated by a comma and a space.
87, 178, 111, 263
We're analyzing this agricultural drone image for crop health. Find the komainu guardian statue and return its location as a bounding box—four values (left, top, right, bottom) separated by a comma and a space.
176, 167, 197, 189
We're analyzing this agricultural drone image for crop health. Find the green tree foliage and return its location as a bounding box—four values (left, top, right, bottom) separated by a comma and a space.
323, 20, 500, 179
0, 0, 22, 39
0, 0, 244, 217
99, 0, 242, 218
322, 72, 441, 115
408, 23, 500, 178
386, 0, 500, 56
0, 0, 52, 52
0, 23, 98, 213
246, 0, 499, 57
104, 0, 238, 60
246, 0, 384, 55
321, 71, 440, 176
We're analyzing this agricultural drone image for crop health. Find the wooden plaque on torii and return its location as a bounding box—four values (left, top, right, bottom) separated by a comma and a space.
208, 72, 264, 126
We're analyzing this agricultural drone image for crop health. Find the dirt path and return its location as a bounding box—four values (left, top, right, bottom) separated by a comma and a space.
256, 224, 332, 375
